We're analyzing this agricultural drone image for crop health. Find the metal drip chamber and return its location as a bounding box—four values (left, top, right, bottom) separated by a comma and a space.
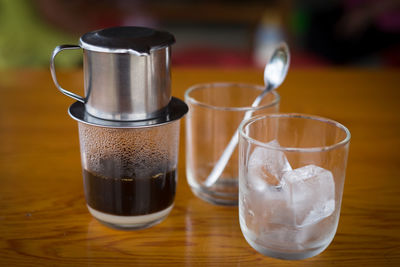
50, 26, 188, 230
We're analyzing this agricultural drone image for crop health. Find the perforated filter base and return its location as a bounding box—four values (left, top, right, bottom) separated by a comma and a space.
69, 97, 188, 128
87, 204, 173, 230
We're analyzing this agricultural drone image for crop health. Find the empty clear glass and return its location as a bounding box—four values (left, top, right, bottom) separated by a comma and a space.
185, 83, 279, 205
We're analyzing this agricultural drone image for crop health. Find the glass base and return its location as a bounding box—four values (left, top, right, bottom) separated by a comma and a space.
87, 204, 173, 230
190, 178, 238, 206
241, 224, 331, 260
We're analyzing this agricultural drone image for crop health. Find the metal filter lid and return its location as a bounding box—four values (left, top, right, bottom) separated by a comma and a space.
79, 26, 175, 55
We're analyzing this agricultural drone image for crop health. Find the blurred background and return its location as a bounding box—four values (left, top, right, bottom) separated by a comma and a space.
0, 0, 399, 69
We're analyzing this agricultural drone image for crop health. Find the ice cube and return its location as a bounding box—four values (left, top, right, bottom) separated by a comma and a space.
260, 224, 313, 250
259, 213, 337, 250
282, 164, 335, 227
247, 140, 292, 191
242, 185, 294, 235
263, 187, 295, 225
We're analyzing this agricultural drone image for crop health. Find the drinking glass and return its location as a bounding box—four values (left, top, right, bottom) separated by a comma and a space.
185, 83, 280, 205
238, 113, 350, 259
78, 120, 180, 230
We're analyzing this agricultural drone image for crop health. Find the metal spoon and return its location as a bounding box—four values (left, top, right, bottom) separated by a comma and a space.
204, 42, 290, 187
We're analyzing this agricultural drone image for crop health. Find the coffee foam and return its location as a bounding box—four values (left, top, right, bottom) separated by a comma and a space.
78, 122, 180, 178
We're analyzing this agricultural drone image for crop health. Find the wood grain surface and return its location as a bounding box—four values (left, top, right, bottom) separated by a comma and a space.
0, 68, 399, 266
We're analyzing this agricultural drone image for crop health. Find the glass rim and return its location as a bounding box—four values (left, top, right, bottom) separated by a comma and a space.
239, 113, 351, 152
184, 82, 280, 111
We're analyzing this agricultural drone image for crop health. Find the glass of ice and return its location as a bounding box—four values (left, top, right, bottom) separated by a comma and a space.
238, 113, 350, 260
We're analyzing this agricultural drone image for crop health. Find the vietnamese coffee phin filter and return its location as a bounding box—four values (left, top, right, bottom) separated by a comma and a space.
50, 26, 188, 230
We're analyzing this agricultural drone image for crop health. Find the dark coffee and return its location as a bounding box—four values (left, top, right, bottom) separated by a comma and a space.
83, 168, 176, 216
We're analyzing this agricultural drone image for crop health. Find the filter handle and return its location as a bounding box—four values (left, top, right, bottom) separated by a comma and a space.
50, 45, 85, 103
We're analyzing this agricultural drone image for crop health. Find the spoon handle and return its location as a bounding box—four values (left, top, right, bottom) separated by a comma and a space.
203, 85, 272, 187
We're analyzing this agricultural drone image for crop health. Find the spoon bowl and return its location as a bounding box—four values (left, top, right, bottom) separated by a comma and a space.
264, 43, 290, 89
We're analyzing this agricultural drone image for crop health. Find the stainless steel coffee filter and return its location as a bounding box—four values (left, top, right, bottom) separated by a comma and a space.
51, 26, 175, 121
51, 26, 187, 230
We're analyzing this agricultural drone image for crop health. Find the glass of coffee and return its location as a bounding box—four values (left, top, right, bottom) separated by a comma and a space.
78, 120, 180, 230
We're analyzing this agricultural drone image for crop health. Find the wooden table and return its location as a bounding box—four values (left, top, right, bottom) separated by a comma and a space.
0, 68, 399, 266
